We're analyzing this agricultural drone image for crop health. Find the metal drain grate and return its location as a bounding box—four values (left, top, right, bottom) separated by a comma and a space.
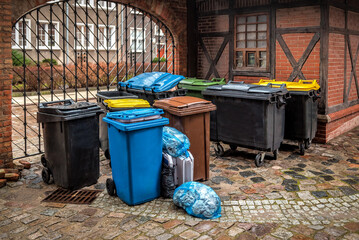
42, 188, 102, 204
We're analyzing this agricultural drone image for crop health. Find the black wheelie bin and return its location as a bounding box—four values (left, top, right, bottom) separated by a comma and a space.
253, 79, 320, 155
202, 81, 289, 167
37, 100, 103, 190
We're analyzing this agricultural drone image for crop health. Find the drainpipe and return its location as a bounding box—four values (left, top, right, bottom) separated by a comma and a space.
66, 1, 69, 64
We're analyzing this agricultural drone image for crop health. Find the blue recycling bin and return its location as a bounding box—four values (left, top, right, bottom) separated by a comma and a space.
103, 108, 169, 205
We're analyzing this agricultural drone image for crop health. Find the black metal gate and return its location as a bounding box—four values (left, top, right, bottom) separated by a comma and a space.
11, 0, 175, 159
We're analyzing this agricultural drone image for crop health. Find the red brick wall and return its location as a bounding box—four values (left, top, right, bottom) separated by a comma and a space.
276, 6, 320, 28
0, 0, 13, 167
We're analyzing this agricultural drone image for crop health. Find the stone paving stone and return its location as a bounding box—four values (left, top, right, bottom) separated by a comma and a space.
321, 169, 334, 174
156, 233, 173, 240
211, 176, 233, 185
342, 179, 358, 185
227, 226, 244, 237
184, 220, 199, 227
271, 227, 293, 239
197, 235, 212, 240
339, 186, 359, 195
320, 175, 334, 181
28, 231, 43, 240
40, 209, 58, 217
163, 219, 183, 229
194, 221, 217, 233
250, 177, 265, 183
146, 227, 166, 237
265, 192, 282, 199
38, 232, 62, 240
342, 233, 359, 240
309, 170, 324, 176
239, 171, 256, 178
297, 191, 316, 200
282, 179, 297, 185
343, 222, 359, 232
235, 232, 257, 240
171, 225, 189, 235
285, 184, 299, 192
21, 215, 39, 224
250, 223, 277, 237
311, 191, 328, 198
290, 224, 315, 236
324, 226, 347, 237
179, 229, 200, 239
68, 214, 90, 222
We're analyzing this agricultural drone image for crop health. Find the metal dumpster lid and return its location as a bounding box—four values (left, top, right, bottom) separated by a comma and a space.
153, 96, 216, 116
253, 79, 320, 91
106, 108, 163, 121
206, 81, 288, 94
179, 78, 226, 86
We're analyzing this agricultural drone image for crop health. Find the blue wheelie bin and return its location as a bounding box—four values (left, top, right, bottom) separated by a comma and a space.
118, 72, 187, 105
103, 108, 169, 205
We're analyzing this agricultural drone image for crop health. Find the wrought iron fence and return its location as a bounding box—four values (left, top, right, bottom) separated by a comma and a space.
11, 0, 175, 159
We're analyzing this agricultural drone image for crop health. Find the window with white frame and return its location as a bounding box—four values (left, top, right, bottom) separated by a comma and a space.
77, 0, 94, 7
37, 21, 60, 49
74, 23, 94, 49
12, 19, 32, 49
130, 28, 145, 52
98, 25, 116, 50
98, 1, 115, 9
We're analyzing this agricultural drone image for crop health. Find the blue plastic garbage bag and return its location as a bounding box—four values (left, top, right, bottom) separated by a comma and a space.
173, 182, 221, 219
162, 127, 190, 157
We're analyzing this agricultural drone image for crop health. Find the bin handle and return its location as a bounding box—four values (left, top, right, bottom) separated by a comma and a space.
211, 78, 226, 84
259, 79, 275, 84
298, 79, 317, 85
227, 80, 244, 84
39, 99, 74, 108
276, 96, 286, 108
266, 83, 286, 89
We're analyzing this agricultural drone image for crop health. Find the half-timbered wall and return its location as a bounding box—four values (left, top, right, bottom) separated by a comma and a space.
195, 0, 359, 143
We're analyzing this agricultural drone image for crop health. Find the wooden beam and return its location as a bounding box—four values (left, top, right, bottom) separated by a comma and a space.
205, 36, 230, 79
328, 0, 359, 13
198, 35, 220, 78
187, 0, 198, 77
343, 0, 348, 103
288, 32, 320, 81
228, 0, 235, 81
276, 27, 321, 34
329, 27, 359, 36
270, 0, 277, 79
327, 99, 359, 114
276, 33, 306, 81
346, 37, 359, 100
232, 71, 272, 78
319, 0, 329, 115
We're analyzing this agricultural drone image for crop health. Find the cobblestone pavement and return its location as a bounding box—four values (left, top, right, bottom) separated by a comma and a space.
1, 127, 359, 239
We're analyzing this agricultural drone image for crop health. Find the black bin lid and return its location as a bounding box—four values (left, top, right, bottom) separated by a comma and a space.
38, 100, 102, 116
203, 81, 288, 100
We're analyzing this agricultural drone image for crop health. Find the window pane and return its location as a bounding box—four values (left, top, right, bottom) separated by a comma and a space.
237, 24, 245, 32
260, 51, 267, 58
236, 51, 243, 68
247, 33, 256, 40
48, 23, 56, 47
38, 24, 46, 47
247, 40, 256, 48
259, 60, 266, 68
236, 41, 245, 48
258, 15, 267, 22
237, 33, 245, 41
247, 16, 256, 23
258, 24, 267, 31
258, 32, 266, 40
237, 17, 245, 24
247, 52, 255, 66
247, 24, 256, 32
258, 40, 266, 48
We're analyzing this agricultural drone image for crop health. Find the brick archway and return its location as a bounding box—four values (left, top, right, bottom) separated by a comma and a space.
0, 0, 188, 166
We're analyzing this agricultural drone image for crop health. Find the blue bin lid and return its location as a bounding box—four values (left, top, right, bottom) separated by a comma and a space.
118, 72, 185, 92
106, 108, 164, 121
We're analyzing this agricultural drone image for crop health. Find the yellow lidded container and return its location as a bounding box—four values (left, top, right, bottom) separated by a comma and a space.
104, 99, 150, 108
254, 79, 320, 91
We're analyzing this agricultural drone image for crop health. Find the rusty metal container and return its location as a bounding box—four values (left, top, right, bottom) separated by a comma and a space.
153, 96, 216, 181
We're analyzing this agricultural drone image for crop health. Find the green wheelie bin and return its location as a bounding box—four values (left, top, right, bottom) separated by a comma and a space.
178, 78, 226, 99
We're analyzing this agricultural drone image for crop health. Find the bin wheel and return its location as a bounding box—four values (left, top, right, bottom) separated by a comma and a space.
42, 168, 53, 184
104, 149, 111, 160
40, 154, 47, 167
230, 144, 237, 151
214, 143, 224, 157
106, 178, 116, 196
299, 142, 305, 155
255, 152, 265, 167
273, 149, 279, 160
304, 139, 311, 149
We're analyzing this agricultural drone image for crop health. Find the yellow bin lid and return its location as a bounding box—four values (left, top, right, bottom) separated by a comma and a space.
104, 99, 150, 108
254, 79, 320, 91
